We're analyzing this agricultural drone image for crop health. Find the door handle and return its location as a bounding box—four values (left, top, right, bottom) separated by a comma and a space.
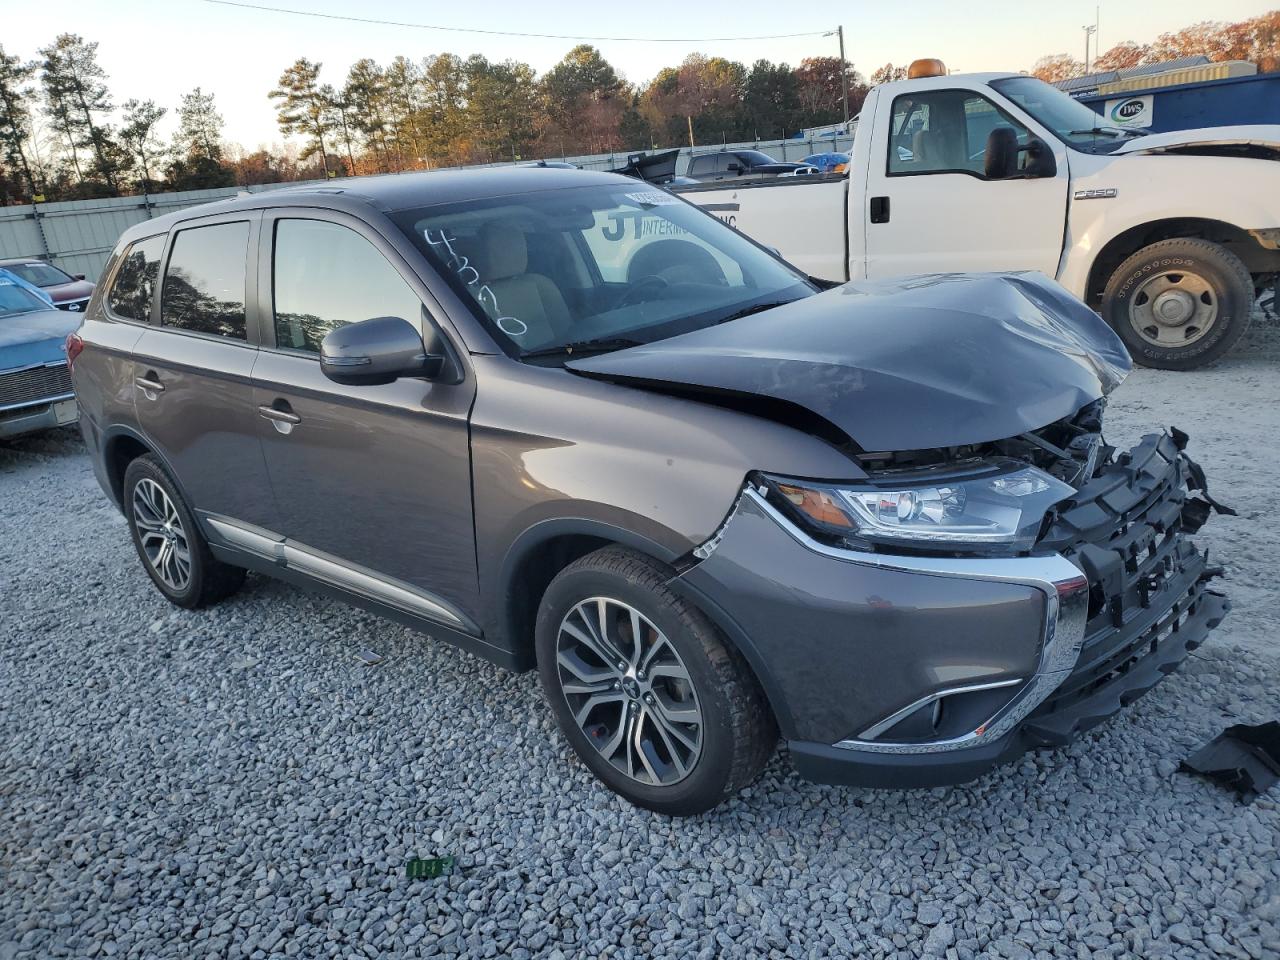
870, 196, 891, 224
258, 402, 301, 435
134, 373, 165, 396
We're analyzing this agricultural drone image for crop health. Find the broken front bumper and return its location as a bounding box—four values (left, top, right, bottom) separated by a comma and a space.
677, 432, 1228, 789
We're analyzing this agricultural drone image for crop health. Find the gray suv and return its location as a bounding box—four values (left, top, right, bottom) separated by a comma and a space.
70, 169, 1228, 815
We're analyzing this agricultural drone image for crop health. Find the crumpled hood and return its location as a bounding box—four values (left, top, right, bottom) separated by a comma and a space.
0, 308, 80, 370
1112, 124, 1280, 157
567, 273, 1131, 452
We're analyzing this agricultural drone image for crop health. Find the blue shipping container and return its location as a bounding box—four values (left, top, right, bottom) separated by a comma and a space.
1077, 72, 1280, 133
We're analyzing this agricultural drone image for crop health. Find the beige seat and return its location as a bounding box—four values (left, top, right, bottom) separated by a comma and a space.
474, 221, 572, 346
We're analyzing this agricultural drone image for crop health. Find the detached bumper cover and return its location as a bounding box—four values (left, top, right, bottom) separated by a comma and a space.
684, 431, 1227, 789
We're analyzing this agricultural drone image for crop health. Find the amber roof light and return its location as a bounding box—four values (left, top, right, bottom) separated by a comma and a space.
907, 59, 947, 79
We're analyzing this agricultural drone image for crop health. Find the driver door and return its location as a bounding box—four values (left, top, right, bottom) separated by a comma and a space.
863, 88, 1069, 279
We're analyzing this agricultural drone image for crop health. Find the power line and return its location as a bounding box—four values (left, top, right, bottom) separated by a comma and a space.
202, 0, 830, 42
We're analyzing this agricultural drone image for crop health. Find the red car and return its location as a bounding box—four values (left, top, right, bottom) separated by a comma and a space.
0, 258, 95, 313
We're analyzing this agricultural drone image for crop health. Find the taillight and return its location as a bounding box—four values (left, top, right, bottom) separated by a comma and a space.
65, 332, 85, 370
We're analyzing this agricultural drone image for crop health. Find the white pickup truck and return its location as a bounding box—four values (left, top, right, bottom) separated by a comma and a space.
673, 64, 1280, 369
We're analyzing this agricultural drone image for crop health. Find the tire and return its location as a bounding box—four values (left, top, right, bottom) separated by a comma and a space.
535, 546, 776, 816
122, 454, 245, 609
1102, 238, 1253, 370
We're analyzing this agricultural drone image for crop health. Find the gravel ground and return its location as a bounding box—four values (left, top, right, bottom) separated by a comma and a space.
2, 323, 1279, 960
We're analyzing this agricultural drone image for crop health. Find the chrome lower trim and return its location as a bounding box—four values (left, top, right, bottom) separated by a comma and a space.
727, 489, 1090, 755
856, 677, 1025, 741
203, 514, 475, 634
0, 390, 75, 413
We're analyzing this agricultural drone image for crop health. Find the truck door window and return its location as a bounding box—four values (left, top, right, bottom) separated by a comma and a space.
272, 218, 424, 354
888, 90, 1030, 177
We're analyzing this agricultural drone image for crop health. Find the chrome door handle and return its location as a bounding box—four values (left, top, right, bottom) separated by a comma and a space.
134, 375, 165, 393
258, 405, 301, 425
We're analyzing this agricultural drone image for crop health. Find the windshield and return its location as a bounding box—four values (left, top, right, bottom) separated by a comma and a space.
4, 261, 73, 287
393, 183, 814, 359
991, 76, 1139, 153
736, 150, 779, 166
0, 280, 53, 317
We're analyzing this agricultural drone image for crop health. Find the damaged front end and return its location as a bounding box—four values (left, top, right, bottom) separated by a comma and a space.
676, 409, 1231, 789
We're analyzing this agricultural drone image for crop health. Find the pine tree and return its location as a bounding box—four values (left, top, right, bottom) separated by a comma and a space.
119, 98, 166, 190
0, 45, 40, 198
39, 34, 120, 191
269, 58, 332, 176
175, 87, 224, 162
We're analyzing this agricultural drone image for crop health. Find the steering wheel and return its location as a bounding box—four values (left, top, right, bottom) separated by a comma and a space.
615, 274, 669, 308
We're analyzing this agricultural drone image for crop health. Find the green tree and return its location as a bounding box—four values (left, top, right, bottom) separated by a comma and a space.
174, 87, 225, 163
343, 59, 392, 171
385, 55, 427, 166
0, 45, 40, 199
417, 54, 466, 164
543, 45, 626, 153
119, 98, 166, 190
743, 60, 801, 139
269, 58, 332, 176
465, 56, 543, 163
39, 34, 120, 192
321, 83, 357, 174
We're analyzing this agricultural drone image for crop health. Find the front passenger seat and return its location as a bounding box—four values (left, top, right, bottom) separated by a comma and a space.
474, 221, 572, 346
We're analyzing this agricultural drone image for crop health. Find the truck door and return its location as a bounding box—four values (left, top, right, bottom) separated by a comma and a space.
862, 87, 1068, 279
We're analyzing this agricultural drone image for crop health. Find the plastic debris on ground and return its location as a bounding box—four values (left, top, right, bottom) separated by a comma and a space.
1179, 721, 1280, 803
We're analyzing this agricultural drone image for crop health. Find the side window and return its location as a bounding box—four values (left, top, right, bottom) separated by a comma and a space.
272, 218, 424, 353
888, 90, 1030, 176
688, 155, 712, 177
106, 235, 164, 321
716, 155, 734, 175
160, 221, 250, 339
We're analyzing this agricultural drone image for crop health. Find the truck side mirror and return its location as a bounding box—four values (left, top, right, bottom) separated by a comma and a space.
727, 162, 743, 174
983, 127, 1019, 179
1024, 138, 1057, 178
320, 316, 444, 386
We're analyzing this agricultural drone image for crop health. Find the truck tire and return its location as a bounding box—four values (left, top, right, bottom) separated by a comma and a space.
123, 454, 246, 609
1102, 238, 1253, 370
535, 546, 776, 816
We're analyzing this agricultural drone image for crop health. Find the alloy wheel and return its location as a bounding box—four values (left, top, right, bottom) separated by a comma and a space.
132, 477, 192, 592
555, 597, 703, 786
1128, 270, 1218, 348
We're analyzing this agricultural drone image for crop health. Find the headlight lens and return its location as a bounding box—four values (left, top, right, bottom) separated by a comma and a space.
764, 466, 1075, 551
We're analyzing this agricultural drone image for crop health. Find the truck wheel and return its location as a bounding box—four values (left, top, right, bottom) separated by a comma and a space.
535, 546, 776, 816
123, 454, 246, 609
1102, 238, 1253, 370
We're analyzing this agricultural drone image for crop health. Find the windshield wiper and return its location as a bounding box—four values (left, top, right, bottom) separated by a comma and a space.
521, 336, 645, 360
1067, 127, 1133, 138
715, 299, 800, 324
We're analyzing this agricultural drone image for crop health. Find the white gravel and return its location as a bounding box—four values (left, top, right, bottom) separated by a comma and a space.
2, 322, 1278, 960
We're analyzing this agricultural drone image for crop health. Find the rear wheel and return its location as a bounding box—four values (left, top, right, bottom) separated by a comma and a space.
123, 455, 245, 608
1102, 238, 1253, 370
535, 547, 775, 816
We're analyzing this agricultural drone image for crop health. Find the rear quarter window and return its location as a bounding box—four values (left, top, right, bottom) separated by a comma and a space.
106, 236, 165, 321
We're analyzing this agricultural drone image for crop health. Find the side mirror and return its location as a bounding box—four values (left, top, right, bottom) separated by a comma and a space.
1024, 137, 1057, 178
727, 162, 743, 174
74, 274, 87, 281
983, 127, 1020, 179
320, 316, 443, 386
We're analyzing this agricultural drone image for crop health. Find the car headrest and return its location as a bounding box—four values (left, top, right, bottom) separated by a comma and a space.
476, 220, 528, 280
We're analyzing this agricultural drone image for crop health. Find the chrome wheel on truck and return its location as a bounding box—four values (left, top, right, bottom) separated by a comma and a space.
555, 597, 704, 786
1127, 268, 1218, 350
1103, 238, 1253, 371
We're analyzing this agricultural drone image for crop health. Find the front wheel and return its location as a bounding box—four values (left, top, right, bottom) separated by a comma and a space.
535, 547, 776, 816
1102, 238, 1253, 370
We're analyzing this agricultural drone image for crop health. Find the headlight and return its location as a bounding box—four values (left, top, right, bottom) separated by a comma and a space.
760, 466, 1075, 551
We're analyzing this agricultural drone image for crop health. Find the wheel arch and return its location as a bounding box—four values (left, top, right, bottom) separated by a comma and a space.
497, 519, 684, 671
101, 426, 192, 513
1084, 217, 1276, 308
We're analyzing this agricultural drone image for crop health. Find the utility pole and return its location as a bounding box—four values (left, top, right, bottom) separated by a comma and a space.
825, 26, 851, 127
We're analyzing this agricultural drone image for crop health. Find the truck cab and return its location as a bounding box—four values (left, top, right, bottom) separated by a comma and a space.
675, 64, 1280, 370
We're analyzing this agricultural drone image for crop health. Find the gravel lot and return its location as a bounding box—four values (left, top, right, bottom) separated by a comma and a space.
2, 322, 1279, 960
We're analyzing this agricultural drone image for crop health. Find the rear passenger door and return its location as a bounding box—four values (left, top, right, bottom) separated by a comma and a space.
131, 212, 277, 531
250, 210, 481, 630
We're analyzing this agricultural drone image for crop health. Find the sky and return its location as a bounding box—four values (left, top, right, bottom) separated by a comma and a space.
6, 0, 1276, 149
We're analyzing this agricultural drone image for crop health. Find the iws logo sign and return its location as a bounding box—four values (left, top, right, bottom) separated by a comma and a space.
1104, 95, 1152, 128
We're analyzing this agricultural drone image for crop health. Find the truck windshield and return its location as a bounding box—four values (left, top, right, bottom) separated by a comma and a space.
990, 76, 1141, 153
393, 184, 814, 359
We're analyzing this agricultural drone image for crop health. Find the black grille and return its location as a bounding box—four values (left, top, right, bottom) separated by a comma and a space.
1023, 432, 1226, 744
0, 362, 73, 409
